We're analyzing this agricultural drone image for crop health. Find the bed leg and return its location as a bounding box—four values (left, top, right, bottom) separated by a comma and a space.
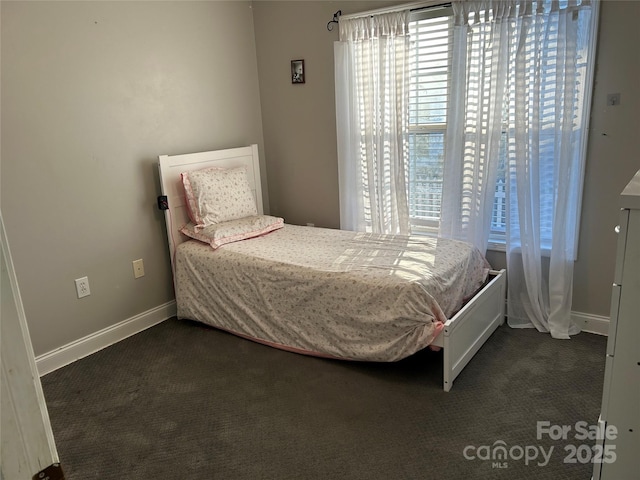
443, 345, 452, 392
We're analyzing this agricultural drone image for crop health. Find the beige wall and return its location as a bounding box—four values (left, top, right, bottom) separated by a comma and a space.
254, 0, 640, 318
253, 1, 403, 228
2, 0, 638, 359
1, 1, 265, 355
572, 0, 640, 315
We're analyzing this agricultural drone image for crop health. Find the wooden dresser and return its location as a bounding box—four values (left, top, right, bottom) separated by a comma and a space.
593, 169, 640, 480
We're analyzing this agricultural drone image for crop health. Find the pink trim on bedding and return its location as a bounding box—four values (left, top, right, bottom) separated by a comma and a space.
210, 324, 344, 360
431, 321, 445, 341
181, 172, 200, 226
180, 219, 284, 249
199, 320, 446, 361
428, 321, 445, 351
212, 222, 283, 248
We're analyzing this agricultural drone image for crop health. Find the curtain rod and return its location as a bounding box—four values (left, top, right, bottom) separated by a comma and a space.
337, 1, 451, 23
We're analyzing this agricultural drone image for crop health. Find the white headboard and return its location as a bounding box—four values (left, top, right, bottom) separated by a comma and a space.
158, 144, 263, 271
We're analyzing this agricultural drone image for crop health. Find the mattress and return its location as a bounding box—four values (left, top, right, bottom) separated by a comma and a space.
174, 224, 490, 362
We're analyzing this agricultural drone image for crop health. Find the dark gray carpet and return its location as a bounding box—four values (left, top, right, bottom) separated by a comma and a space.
41, 318, 606, 480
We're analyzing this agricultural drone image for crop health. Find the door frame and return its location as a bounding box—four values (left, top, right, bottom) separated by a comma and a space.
1, 212, 60, 479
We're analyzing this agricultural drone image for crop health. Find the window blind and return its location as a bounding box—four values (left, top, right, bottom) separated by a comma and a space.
407, 9, 453, 225
409, 10, 453, 125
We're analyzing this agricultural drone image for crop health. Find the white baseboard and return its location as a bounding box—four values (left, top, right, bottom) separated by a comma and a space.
36, 301, 176, 377
34, 302, 606, 376
572, 311, 609, 336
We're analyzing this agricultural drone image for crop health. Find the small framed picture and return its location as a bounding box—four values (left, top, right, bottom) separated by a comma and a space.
291, 59, 305, 84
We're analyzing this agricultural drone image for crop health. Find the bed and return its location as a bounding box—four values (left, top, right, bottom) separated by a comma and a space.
158, 144, 506, 391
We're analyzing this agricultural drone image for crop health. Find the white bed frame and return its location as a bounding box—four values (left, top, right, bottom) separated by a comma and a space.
158, 144, 506, 392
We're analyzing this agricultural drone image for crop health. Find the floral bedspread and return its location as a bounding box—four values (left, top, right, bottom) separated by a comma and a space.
174, 224, 490, 362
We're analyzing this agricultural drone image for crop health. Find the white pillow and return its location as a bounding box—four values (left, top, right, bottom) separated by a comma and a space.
180, 215, 284, 250
181, 166, 258, 228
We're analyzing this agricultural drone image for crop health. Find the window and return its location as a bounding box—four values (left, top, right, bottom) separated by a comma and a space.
335, 1, 595, 255
407, 3, 593, 251
408, 10, 452, 231
408, 7, 507, 243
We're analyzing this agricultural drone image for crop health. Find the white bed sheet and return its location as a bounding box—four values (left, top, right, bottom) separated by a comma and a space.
174, 224, 490, 362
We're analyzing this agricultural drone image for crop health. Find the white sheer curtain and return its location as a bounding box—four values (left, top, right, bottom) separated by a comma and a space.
440, 2, 510, 253
334, 11, 411, 234
504, 0, 595, 339
335, 1, 596, 338
449, 0, 595, 338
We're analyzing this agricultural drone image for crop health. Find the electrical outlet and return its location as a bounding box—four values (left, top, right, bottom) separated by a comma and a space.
132, 259, 145, 278
75, 276, 91, 299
